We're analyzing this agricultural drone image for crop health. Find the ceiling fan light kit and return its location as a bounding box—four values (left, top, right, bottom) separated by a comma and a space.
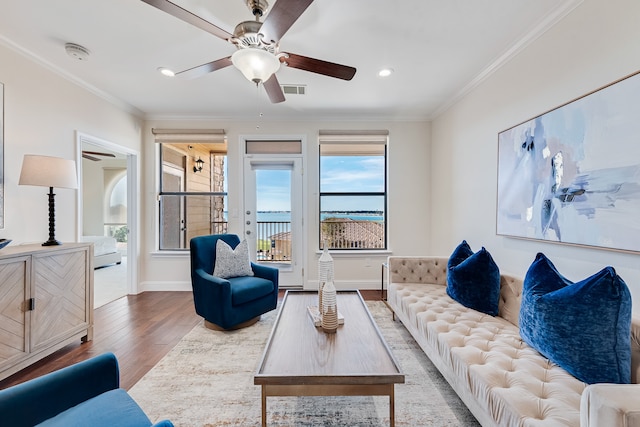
231, 48, 280, 84
140, 0, 356, 103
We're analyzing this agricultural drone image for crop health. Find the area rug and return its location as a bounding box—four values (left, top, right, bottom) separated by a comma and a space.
129, 301, 480, 426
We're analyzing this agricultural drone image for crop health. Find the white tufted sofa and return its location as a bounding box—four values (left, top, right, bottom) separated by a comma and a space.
387, 256, 640, 427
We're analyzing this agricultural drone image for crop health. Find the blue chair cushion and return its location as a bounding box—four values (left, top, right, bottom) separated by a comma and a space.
520, 253, 632, 384
35, 389, 166, 427
229, 276, 276, 306
446, 241, 500, 316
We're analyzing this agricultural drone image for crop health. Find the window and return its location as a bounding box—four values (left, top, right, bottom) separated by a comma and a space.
154, 129, 227, 250
319, 130, 388, 250
106, 174, 128, 245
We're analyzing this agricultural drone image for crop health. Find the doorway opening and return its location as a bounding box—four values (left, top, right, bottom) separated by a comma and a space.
77, 132, 138, 308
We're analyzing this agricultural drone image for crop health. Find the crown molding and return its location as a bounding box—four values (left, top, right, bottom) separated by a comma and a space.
429, 0, 584, 120
0, 34, 144, 118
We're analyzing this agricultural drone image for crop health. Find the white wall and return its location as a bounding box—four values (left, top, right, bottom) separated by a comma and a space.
431, 0, 640, 313
82, 158, 128, 236
81, 158, 104, 236
0, 43, 141, 246
140, 119, 431, 291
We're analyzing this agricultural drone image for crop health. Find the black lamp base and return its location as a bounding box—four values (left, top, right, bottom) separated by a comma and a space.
42, 239, 62, 246
43, 187, 62, 246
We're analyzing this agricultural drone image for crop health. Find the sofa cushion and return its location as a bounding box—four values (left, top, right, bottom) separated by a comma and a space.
35, 389, 160, 427
388, 280, 585, 426
213, 238, 254, 279
446, 243, 500, 316
520, 253, 632, 384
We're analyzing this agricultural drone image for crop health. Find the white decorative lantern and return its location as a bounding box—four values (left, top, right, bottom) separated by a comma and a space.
321, 280, 338, 334
318, 242, 334, 313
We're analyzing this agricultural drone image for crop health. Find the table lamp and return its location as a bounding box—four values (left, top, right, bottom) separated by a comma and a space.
19, 154, 78, 246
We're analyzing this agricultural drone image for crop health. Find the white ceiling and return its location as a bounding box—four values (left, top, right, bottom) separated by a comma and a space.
0, 0, 579, 121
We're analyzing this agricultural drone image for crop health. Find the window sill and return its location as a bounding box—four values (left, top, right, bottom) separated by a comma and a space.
150, 250, 189, 257
313, 249, 391, 258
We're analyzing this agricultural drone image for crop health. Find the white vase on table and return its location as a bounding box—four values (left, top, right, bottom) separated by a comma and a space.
321, 280, 338, 334
317, 243, 334, 314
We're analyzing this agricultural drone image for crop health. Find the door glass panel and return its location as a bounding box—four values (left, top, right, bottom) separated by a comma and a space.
255, 168, 292, 264
160, 170, 184, 249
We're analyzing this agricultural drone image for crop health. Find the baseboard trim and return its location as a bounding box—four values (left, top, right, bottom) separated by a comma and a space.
139, 281, 191, 292
139, 280, 380, 293
304, 280, 379, 291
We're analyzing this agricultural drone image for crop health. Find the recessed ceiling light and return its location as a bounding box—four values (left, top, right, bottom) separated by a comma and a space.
378, 68, 394, 78
158, 67, 175, 77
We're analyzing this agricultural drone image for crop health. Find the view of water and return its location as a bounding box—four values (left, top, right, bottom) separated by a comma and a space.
222, 212, 384, 237
256, 211, 384, 222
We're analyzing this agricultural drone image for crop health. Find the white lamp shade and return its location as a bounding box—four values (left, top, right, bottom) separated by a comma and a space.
19, 155, 78, 189
231, 48, 280, 83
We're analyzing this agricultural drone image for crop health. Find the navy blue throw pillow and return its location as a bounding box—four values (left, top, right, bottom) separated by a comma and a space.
447, 240, 474, 270
446, 242, 500, 316
520, 253, 632, 384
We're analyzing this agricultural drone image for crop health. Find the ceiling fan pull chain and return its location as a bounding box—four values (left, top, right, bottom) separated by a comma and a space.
255, 84, 264, 130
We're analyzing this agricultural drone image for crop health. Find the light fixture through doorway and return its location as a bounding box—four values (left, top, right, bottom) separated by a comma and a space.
193, 157, 205, 173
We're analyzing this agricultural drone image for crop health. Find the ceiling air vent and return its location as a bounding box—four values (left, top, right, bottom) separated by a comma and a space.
281, 84, 306, 95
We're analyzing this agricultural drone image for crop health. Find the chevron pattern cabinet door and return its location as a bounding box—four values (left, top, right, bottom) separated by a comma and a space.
31, 249, 89, 352
0, 244, 92, 381
0, 257, 28, 370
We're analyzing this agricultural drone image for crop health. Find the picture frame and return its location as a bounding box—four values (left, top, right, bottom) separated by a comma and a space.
496, 70, 640, 253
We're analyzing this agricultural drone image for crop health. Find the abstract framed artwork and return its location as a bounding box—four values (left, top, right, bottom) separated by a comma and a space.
497, 70, 640, 252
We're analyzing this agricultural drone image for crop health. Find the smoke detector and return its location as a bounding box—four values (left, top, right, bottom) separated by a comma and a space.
65, 43, 90, 61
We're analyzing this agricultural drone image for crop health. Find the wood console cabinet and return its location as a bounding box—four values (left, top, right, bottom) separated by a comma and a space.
0, 243, 93, 380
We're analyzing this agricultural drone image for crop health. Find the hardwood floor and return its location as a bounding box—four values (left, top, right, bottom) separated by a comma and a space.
0, 291, 200, 391
0, 289, 383, 391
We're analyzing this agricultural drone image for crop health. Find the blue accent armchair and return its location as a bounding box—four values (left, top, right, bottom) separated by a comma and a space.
190, 234, 279, 330
0, 352, 172, 427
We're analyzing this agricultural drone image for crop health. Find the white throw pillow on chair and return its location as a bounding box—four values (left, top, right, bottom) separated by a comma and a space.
213, 239, 254, 279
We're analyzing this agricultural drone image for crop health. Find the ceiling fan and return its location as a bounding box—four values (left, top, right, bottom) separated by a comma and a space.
82, 151, 116, 161
140, 0, 357, 103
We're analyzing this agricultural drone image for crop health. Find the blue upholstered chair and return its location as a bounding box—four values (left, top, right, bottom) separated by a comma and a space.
190, 234, 279, 330
0, 353, 172, 427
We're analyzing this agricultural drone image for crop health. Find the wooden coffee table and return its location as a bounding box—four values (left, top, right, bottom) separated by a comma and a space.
254, 290, 404, 426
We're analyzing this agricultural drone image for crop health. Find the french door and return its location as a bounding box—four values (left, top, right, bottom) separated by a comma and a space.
243, 157, 303, 287
160, 163, 186, 249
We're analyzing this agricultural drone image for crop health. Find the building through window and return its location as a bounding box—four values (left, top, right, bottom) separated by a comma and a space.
319, 130, 388, 250
154, 129, 227, 250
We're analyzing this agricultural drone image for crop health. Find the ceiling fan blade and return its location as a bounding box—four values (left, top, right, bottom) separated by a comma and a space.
82, 154, 101, 161
260, 0, 314, 44
140, 0, 232, 40
263, 74, 285, 103
176, 57, 233, 79
281, 53, 356, 81
82, 151, 116, 158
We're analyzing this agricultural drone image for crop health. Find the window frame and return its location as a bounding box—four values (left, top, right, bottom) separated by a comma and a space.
154, 129, 228, 251
318, 131, 389, 251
